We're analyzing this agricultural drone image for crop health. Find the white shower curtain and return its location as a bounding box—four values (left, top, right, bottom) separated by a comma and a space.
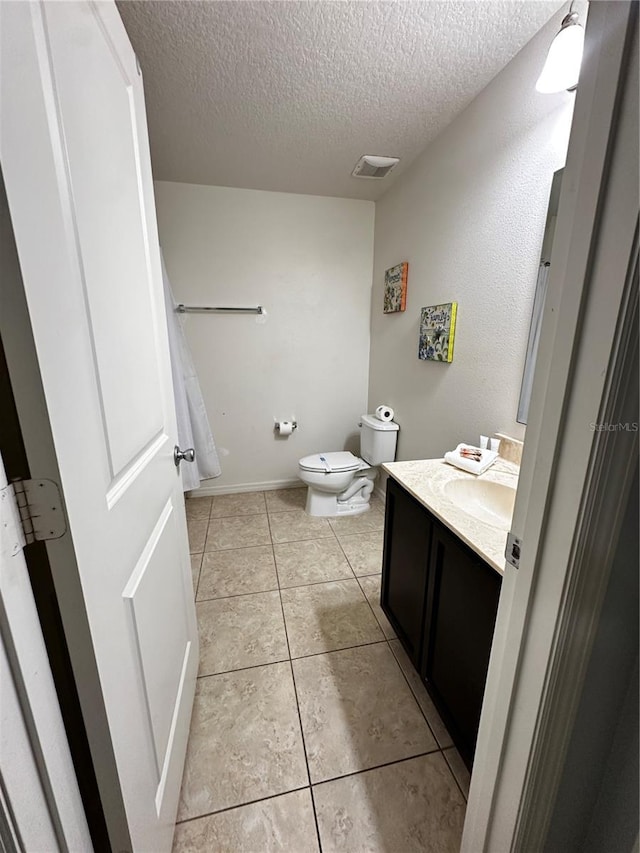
161, 254, 221, 491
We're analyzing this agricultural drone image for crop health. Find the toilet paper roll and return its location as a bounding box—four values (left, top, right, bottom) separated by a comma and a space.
375, 405, 394, 422
277, 421, 294, 436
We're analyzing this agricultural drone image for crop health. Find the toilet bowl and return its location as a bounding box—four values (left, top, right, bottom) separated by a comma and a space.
298, 415, 399, 517
298, 451, 376, 517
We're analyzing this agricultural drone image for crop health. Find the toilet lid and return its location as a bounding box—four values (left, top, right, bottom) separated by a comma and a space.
299, 451, 362, 473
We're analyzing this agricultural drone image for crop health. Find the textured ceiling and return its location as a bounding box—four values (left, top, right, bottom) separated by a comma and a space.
118, 0, 563, 200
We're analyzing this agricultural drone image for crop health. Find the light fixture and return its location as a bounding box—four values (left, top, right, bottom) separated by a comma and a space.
536, 4, 585, 94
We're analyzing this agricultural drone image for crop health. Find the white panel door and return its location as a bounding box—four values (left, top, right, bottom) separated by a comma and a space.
0, 2, 198, 850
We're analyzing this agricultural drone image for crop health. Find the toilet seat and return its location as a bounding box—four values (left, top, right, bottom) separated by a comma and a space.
298, 451, 363, 473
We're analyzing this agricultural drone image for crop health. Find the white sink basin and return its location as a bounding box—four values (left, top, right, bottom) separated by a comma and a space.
444, 479, 516, 531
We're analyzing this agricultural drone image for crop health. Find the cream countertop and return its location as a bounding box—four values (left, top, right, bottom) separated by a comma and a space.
381, 458, 520, 575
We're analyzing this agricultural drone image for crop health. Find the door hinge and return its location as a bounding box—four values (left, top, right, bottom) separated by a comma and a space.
6, 479, 67, 548
505, 531, 522, 569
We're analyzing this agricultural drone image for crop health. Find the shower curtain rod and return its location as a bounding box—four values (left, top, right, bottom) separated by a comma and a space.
176, 304, 264, 315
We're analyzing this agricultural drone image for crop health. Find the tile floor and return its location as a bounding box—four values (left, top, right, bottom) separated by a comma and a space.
178, 488, 468, 852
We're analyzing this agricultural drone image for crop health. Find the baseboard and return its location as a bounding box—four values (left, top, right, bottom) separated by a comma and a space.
187, 477, 304, 498
188, 479, 387, 501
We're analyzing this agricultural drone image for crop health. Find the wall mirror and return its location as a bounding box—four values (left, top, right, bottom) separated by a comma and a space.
517, 168, 564, 425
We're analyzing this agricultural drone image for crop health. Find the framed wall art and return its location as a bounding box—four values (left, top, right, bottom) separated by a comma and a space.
383, 262, 408, 313
418, 302, 458, 362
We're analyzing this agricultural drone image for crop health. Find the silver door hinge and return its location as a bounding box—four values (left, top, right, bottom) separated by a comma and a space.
505, 531, 522, 569
3, 479, 67, 551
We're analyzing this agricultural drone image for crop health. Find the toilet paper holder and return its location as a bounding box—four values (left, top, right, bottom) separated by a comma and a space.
274, 421, 298, 432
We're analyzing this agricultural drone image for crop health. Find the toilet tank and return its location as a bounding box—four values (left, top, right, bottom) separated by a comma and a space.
360, 414, 399, 465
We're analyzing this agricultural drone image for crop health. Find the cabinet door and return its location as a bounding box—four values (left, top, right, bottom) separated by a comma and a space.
381, 478, 432, 664
422, 523, 501, 766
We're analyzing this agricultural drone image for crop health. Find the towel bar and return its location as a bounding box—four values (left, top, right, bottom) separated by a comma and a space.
176, 304, 263, 315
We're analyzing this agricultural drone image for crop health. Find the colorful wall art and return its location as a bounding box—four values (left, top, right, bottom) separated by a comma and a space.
383, 262, 408, 313
419, 303, 458, 362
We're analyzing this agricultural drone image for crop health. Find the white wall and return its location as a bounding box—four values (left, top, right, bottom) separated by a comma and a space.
368, 10, 576, 462
155, 182, 374, 492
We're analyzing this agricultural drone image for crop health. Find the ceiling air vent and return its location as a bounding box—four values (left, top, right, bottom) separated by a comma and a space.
352, 155, 400, 179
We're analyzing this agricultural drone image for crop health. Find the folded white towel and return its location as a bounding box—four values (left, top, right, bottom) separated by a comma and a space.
444, 444, 498, 476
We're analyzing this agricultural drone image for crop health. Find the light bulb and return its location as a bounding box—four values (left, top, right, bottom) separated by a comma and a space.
536, 16, 585, 94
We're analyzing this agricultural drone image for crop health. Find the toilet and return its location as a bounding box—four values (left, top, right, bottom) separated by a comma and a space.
298, 414, 399, 517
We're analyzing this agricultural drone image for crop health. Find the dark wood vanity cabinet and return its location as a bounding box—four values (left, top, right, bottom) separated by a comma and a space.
381, 476, 502, 768
422, 522, 502, 765
380, 477, 432, 664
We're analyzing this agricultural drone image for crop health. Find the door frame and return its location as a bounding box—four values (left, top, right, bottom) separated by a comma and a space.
462, 2, 638, 849
0, 544, 66, 853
